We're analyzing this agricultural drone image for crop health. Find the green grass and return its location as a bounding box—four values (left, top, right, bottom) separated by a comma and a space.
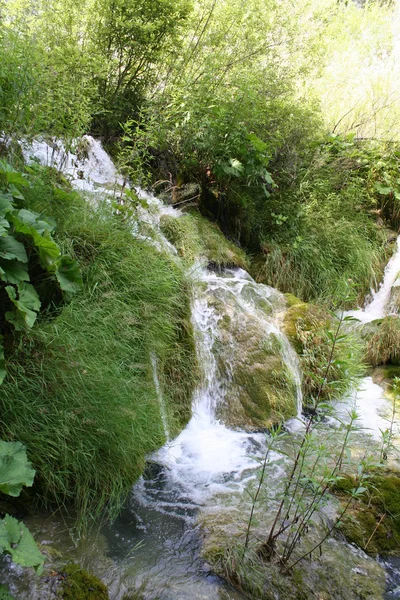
251, 138, 393, 308
0, 168, 198, 523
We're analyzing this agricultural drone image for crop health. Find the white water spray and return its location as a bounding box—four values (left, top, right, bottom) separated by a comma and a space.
349, 236, 400, 323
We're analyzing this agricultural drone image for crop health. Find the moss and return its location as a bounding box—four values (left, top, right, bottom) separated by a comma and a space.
284, 292, 304, 308
337, 472, 400, 556
283, 300, 328, 350
231, 357, 296, 427
216, 318, 297, 429
58, 564, 109, 599
0, 585, 15, 600
160, 210, 249, 268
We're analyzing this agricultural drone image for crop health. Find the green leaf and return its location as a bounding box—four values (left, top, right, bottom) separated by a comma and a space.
9, 214, 60, 265
0, 235, 27, 262
15, 209, 54, 235
5, 283, 41, 331
0, 516, 44, 574
0, 259, 29, 284
0, 440, 35, 496
54, 256, 82, 293
0, 195, 14, 217
0, 217, 9, 237
374, 183, 392, 195
5, 172, 29, 188
8, 184, 25, 201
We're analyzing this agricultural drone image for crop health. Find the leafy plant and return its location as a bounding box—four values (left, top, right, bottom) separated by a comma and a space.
0, 441, 44, 574
0, 159, 82, 383
243, 310, 375, 570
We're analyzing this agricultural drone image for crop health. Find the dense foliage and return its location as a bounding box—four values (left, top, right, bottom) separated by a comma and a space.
0, 168, 197, 522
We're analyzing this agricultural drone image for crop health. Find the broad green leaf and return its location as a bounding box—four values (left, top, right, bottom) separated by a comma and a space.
264, 170, 274, 185
374, 183, 392, 195
9, 215, 60, 265
15, 209, 54, 235
8, 184, 25, 201
0, 259, 29, 284
0, 440, 35, 496
54, 255, 82, 293
0, 217, 9, 236
0, 195, 14, 218
5, 172, 29, 188
0, 516, 44, 574
5, 283, 41, 331
0, 235, 27, 262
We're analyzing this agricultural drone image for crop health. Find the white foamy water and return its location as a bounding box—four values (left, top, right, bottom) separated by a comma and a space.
147, 267, 301, 507
334, 376, 396, 441
349, 236, 400, 323
21, 136, 125, 193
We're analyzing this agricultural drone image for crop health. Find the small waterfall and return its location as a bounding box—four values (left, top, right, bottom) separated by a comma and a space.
21, 135, 303, 509
150, 352, 170, 441
350, 235, 400, 323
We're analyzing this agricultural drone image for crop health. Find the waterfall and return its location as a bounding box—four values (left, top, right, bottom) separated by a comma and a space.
21, 135, 301, 509
349, 235, 400, 323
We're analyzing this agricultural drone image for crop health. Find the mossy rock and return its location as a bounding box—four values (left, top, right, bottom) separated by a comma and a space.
160, 210, 248, 268
372, 364, 400, 389
58, 564, 109, 599
388, 275, 400, 313
337, 472, 400, 556
362, 316, 400, 366
216, 316, 297, 429
282, 297, 329, 353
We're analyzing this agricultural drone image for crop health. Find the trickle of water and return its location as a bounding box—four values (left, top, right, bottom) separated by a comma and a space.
150, 352, 170, 441
349, 236, 400, 323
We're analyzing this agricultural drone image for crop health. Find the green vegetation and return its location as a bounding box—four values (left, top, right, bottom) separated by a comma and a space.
0, 441, 44, 574
59, 564, 109, 599
160, 210, 248, 268
0, 159, 81, 384
337, 472, 400, 556
283, 297, 365, 402
0, 168, 197, 522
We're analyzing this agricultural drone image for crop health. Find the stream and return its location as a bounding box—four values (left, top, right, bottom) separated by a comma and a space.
2, 136, 399, 599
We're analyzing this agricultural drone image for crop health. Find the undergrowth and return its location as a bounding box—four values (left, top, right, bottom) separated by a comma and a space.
0, 167, 198, 524
251, 136, 397, 308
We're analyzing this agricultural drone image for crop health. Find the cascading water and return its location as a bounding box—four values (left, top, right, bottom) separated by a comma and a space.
349, 236, 400, 323
8, 136, 398, 599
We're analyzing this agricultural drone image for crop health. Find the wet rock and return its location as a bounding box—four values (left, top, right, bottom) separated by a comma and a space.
337, 472, 400, 557
214, 310, 297, 429
57, 563, 109, 599
200, 503, 387, 600
160, 211, 248, 268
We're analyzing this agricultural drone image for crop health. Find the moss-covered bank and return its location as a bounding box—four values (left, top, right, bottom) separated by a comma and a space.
0, 167, 198, 522
160, 209, 249, 269
336, 472, 400, 556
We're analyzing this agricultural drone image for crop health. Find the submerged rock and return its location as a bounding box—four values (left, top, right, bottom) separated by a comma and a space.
58, 563, 109, 599
337, 472, 400, 557
200, 502, 387, 600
